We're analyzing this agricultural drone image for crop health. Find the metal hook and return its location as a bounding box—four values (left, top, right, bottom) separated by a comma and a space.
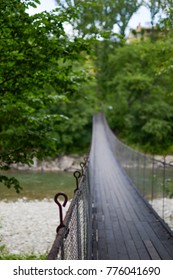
73, 170, 81, 193
54, 192, 68, 233
80, 162, 86, 176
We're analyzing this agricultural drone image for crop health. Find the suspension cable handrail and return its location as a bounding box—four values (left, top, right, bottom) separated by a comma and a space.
47, 157, 92, 260
102, 113, 173, 230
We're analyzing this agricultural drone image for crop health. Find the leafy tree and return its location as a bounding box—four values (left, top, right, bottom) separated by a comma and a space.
48, 59, 97, 154
0, 0, 92, 191
55, 0, 143, 101
143, 0, 162, 27
114, 0, 143, 37
55, 0, 143, 37
105, 39, 173, 154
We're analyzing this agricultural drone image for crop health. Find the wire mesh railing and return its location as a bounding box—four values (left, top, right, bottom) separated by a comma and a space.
47, 159, 92, 260
103, 115, 173, 231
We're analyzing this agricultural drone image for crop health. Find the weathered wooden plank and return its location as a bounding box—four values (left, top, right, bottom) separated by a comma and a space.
112, 220, 129, 259
142, 222, 172, 260
143, 240, 161, 260
127, 221, 151, 259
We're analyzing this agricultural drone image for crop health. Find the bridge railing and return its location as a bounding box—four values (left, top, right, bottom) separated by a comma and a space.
47, 160, 92, 260
103, 114, 173, 230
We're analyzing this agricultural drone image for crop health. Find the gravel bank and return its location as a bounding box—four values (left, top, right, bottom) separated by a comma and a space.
0, 199, 70, 255
150, 198, 173, 230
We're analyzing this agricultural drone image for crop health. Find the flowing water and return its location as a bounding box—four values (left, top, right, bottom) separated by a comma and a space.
0, 170, 75, 201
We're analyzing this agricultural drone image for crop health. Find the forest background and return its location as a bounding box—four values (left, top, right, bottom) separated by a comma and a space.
1, 0, 173, 191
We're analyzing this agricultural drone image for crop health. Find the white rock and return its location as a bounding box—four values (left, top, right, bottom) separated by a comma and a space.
0, 200, 70, 255
58, 156, 74, 171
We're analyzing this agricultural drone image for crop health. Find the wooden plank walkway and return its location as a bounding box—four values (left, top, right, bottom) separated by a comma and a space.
89, 113, 173, 260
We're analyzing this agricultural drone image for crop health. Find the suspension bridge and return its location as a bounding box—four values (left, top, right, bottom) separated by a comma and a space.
48, 112, 173, 260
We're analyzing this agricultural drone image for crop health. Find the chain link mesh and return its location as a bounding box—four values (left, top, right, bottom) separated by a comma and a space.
47, 164, 92, 260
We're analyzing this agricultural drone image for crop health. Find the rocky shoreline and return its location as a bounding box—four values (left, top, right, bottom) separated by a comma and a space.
0, 199, 70, 255
10, 155, 85, 172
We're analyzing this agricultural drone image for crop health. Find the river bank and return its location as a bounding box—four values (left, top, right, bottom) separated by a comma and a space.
10, 155, 85, 172
0, 199, 70, 255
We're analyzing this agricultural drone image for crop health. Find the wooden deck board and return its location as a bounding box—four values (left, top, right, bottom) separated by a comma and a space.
89, 113, 173, 260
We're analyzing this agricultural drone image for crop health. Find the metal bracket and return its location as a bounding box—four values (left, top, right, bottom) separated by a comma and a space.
73, 170, 81, 193
80, 162, 86, 176
54, 192, 68, 233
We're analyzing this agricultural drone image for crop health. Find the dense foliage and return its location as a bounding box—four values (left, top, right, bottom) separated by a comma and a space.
102, 1, 173, 154
56, 0, 143, 98
105, 39, 173, 153
0, 0, 95, 191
